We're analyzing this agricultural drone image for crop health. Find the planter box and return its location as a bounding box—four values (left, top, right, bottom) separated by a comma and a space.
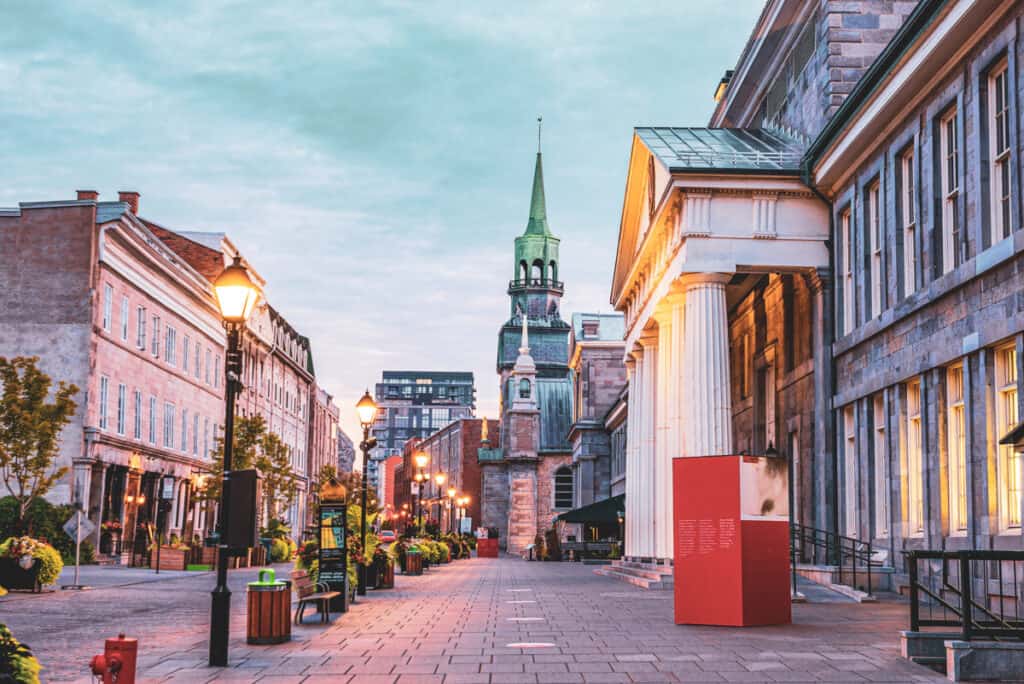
0, 557, 42, 592
477, 538, 499, 558
150, 547, 187, 571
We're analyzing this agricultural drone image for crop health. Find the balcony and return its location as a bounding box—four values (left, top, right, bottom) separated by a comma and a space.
508, 278, 564, 293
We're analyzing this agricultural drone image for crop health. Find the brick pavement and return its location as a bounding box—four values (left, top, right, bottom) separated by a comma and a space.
1, 557, 943, 683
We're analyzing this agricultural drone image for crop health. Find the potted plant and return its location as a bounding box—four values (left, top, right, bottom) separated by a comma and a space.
99, 520, 122, 554
0, 537, 63, 592
148, 534, 189, 571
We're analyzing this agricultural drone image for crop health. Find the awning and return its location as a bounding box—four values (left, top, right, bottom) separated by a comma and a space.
557, 494, 625, 524
999, 420, 1024, 448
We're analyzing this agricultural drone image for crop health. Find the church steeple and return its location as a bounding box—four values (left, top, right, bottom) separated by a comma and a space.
523, 150, 551, 237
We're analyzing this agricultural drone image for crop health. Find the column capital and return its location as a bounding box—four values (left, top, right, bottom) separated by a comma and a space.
638, 329, 659, 349
677, 272, 733, 291
802, 266, 832, 293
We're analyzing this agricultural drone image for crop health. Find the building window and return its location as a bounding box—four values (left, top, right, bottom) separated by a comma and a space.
120, 296, 129, 341
183, 335, 190, 373
519, 378, 530, 399
843, 405, 857, 537
214, 355, 221, 388
194, 341, 201, 378
839, 209, 854, 334
205, 349, 211, 384
136, 306, 146, 349
204, 417, 210, 457
900, 149, 916, 296
151, 316, 161, 357
164, 403, 175, 449
149, 396, 157, 444
873, 394, 889, 538
116, 383, 126, 435
995, 344, 1020, 530
739, 333, 750, 398
940, 108, 960, 273
181, 409, 189, 452
989, 59, 1012, 244
554, 466, 573, 509
867, 181, 882, 318
165, 326, 177, 366
133, 390, 142, 440
98, 376, 109, 430
946, 364, 967, 534
102, 284, 113, 332
193, 413, 199, 455
905, 380, 924, 536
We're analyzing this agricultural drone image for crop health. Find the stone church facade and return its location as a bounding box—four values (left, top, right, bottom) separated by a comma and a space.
481, 147, 574, 554
611, 0, 1024, 583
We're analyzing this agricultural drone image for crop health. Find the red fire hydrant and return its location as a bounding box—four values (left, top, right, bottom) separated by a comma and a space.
89, 633, 137, 684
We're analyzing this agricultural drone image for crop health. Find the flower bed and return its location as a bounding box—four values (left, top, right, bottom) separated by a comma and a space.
149, 546, 187, 571
0, 537, 63, 591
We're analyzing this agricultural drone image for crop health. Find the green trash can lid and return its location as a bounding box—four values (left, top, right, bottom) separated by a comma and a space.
248, 568, 286, 587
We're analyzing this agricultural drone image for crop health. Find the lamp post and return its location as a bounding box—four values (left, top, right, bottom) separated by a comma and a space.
433, 471, 446, 533
447, 487, 457, 533
413, 451, 428, 535
355, 390, 379, 596
209, 255, 260, 668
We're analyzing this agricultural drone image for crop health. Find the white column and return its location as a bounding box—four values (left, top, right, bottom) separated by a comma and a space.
680, 274, 734, 456
639, 332, 658, 559
654, 293, 685, 561
624, 353, 640, 559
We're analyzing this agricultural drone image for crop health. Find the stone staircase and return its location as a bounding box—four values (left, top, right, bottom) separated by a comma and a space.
593, 560, 673, 589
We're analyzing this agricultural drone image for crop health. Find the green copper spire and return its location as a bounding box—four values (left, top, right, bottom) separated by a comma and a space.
524, 118, 551, 236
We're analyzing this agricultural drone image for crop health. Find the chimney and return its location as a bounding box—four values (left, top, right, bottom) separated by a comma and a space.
118, 191, 140, 214
76, 190, 99, 201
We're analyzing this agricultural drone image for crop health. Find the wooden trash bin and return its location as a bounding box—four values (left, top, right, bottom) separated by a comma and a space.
375, 555, 395, 589
247, 569, 291, 645
405, 550, 423, 575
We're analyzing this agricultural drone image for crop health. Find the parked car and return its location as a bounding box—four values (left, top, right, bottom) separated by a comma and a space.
379, 530, 396, 543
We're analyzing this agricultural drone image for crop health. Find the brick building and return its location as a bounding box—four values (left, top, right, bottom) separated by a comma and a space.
0, 192, 227, 554
561, 313, 627, 539
414, 418, 493, 534
610, 0, 1024, 583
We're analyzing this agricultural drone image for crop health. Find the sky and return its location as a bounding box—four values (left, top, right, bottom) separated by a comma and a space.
1, 0, 765, 443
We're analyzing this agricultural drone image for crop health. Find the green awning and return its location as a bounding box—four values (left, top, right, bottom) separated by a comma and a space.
557, 494, 625, 524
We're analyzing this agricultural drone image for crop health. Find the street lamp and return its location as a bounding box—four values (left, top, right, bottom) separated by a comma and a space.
447, 487, 457, 533
433, 472, 446, 530
355, 390, 379, 596
209, 255, 260, 668
413, 452, 429, 535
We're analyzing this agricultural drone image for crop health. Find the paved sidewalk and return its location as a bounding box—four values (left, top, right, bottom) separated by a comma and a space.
3, 557, 942, 683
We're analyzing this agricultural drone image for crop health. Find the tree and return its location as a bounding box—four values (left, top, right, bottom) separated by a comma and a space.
314, 464, 337, 493
256, 431, 299, 523
336, 470, 377, 510
196, 414, 268, 503
0, 357, 78, 527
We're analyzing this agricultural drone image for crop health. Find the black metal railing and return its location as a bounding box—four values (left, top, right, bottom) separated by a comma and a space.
508, 278, 564, 291
906, 550, 1024, 641
791, 522, 874, 596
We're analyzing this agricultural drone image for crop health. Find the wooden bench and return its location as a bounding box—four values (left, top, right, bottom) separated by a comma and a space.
291, 569, 340, 625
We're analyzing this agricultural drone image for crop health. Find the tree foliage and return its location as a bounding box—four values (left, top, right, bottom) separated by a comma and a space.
256, 430, 299, 522
0, 357, 78, 525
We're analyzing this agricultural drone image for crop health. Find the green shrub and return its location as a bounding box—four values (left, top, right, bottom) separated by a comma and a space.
0, 623, 41, 684
0, 536, 64, 586
0, 496, 96, 565
269, 538, 289, 562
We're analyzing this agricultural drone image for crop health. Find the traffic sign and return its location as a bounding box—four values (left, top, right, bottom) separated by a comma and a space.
63, 514, 95, 543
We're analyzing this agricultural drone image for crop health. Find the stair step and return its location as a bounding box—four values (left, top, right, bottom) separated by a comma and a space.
593, 566, 673, 590
910, 655, 947, 674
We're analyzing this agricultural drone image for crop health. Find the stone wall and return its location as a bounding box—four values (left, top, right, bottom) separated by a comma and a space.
536, 452, 572, 536
507, 462, 537, 554
480, 462, 509, 547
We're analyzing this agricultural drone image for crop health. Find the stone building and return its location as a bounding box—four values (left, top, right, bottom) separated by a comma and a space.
337, 429, 356, 474
561, 313, 627, 539
481, 145, 574, 554
0, 191, 227, 554
307, 385, 339, 524
611, 0, 1024, 582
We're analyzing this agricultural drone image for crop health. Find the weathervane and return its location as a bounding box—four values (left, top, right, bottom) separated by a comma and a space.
537, 116, 542, 154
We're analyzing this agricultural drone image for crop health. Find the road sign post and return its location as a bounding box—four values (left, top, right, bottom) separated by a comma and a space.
61, 506, 94, 591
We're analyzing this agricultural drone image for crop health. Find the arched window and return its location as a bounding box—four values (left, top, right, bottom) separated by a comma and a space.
519, 378, 531, 399
531, 259, 544, 283
554, 466, 573, 509
519, 260, 529, 282
549, 260, 558, 283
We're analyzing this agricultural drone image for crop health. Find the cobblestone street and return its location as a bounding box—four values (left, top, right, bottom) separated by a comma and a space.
0, 557, 944, 683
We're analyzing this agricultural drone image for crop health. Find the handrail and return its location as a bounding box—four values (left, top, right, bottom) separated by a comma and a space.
905, 549, 1024, 641
790, 522, 874, 597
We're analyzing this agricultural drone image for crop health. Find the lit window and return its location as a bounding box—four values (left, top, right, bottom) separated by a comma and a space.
946, 364, 967, 534
843, 405, 857, 536
98, 376, 109, 430
939, 108, 960, 273
102, 284, 113, 332
901, 149, 916, 296
839, 209, 854, 333
905, 380, 924, 536
989, 60, 1012, 244
995, 344, 1020, 529
868, 182, 882, 318
873, 395, 889, 538
120, 296, 129, 341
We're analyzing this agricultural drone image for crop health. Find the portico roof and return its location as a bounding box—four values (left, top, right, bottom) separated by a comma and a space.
636, 127, 804, 174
